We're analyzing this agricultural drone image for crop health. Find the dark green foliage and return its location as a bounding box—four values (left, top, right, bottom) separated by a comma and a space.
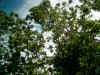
0, 10, 45, 74
27, 0, 100, 75
80, 0, 100, 11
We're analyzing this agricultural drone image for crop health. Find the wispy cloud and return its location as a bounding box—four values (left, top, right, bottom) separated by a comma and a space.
15, 0, 42, 18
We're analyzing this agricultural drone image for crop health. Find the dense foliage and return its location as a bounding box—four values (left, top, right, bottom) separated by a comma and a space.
0, 11, 46, 74
0, 0, 100, 75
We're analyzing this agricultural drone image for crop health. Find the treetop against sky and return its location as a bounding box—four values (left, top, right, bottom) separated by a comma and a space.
0, 0, 100, 20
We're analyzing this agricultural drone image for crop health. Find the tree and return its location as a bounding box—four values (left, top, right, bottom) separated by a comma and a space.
0, 10, 46, 74
1, 0, 100, 75
27, 0, 100, 75
80, 0, 100, 11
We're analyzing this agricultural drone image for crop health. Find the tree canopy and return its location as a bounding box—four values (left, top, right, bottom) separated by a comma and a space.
0, 0, 100, 75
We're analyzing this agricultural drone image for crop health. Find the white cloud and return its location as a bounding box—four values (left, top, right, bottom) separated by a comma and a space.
15, 0, 42, 18
49, 0, 59, 7
91, 10, 100, 20
49, 0, 67, 7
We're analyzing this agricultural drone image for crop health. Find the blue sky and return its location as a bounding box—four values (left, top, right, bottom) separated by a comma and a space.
0, 0, 42, 17
0, 0, 64, 17
0, 0, 25, 14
